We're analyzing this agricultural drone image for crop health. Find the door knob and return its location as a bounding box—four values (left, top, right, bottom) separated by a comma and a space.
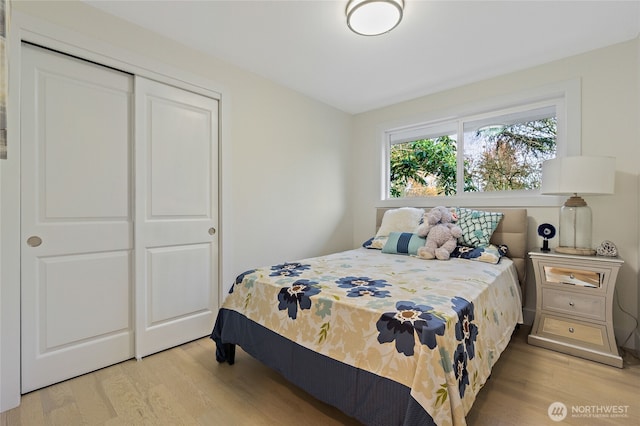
27, 236, 42, 247
208, 227, 216, 235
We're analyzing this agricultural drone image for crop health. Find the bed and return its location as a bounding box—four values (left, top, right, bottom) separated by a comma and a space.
211, 207, 527, 426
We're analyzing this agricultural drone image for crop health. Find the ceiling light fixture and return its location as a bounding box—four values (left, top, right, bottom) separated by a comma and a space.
346, 0, 404, 36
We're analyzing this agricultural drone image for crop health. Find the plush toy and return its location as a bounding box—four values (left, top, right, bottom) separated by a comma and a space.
416, 206, 463, 260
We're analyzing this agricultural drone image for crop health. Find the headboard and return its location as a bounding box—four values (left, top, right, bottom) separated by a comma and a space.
376, 207, 528, 290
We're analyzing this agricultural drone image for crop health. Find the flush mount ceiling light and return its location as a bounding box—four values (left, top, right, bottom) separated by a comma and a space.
346, 0, 404, 36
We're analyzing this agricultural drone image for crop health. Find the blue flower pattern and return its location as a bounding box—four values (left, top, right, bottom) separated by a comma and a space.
453, 343, 470, 397
376, 301, 446, 356
451, 296, 478, 360
450, 296, 478, 398
229, 269, 256, 294
346, 287, 391, 298
277, 279, 321, 319
374, 295, 479, 400
270, 262, 310, 278
336, 276, 390, 290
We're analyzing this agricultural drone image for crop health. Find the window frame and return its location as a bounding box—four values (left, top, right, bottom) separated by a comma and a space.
380, 79, 580, 207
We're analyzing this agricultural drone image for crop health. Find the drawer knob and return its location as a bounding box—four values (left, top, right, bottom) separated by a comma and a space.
569, 301, 575, 307
569, 273, 575, 279
568, 327, 575, 333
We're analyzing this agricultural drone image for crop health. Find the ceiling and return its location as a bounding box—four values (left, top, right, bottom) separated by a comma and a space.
84, 0, 640, 114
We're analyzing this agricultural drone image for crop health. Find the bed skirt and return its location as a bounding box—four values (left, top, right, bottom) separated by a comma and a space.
211, 308, 436, 426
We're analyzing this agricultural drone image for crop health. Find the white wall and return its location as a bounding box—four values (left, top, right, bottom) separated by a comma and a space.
0, 1, 353, 411
351, 39, 640, 351
9, 1, 355, 300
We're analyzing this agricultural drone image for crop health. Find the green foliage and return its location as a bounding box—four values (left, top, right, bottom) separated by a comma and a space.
389, 118, 557, 197
318, 322, 330, 344
389, 136, 460, 197
435, 383, 448, 407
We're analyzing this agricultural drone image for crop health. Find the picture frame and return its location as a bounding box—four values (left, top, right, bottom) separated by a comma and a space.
0, 0, 7, 160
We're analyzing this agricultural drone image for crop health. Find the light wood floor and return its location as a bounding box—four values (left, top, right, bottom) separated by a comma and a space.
2, 326, 639, 425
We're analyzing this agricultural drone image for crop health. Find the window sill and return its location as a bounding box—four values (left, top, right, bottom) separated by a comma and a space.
377, 193, 566, 208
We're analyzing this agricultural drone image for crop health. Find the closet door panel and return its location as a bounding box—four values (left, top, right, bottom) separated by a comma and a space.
147, 244, 211, 323
42, 74, 130, 219
148, 99, 211, 217
41, 251, 131, 347
20, 43, 134, 393
134, 76, 219, 358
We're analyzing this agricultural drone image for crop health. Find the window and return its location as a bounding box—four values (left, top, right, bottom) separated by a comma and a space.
384, 81, 580, 201
389, 126, 457, 197
462, 105, 557, 193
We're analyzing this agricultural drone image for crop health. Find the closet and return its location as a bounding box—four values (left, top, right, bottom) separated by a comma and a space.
20, 43, 219, 392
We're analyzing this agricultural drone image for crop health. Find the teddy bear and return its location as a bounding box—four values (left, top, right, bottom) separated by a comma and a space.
416, 206, 463, 260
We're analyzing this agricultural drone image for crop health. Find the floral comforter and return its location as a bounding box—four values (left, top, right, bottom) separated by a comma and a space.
214, 248, 523, 425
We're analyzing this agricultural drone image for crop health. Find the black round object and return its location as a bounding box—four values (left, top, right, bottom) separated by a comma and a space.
537, 223, 556, 239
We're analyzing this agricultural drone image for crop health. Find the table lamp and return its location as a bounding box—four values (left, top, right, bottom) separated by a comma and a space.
540, 156, 615, 255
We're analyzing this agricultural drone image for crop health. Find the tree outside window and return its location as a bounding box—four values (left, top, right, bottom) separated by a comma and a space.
464, 117, 557, 192
388, 107, 557, 198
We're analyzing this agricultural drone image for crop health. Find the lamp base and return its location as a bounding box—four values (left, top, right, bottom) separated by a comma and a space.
555, 246, 596, 256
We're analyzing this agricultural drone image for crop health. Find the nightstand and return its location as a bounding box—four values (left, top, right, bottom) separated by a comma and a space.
528, 250, 623, 368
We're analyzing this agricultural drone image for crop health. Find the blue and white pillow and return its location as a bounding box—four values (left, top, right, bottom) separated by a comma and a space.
451, 244, 508, 264
381, 232, 426, 255
455, 207, 504, 248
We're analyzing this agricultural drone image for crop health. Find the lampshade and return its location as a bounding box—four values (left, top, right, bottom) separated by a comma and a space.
540, 156, 616, 255
346, 0, 404, 36
540, 156, 615, 196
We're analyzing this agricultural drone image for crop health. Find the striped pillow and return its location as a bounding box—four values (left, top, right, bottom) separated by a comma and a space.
382, 232, 426, 255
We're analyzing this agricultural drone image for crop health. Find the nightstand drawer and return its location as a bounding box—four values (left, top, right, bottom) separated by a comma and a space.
543, 265, 602, 288
541, 315, 605, 346
541, 288, 606, 321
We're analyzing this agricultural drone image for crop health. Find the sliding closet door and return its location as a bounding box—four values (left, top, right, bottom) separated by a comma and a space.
20, 44, 134, 393
134, 77, 219, 358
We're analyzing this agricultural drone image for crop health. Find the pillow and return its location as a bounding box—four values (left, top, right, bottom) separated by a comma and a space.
455, 207, 504, 248
369, 207, 424, 249
362, 237, 376, 249
451, 244, 508, 264
382, 232, 426, 255
363, 236, 388, 249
